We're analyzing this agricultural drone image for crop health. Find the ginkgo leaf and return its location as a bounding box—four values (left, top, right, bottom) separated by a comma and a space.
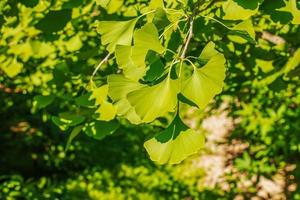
182, 43, 226, 109
134, 23, 165, 53
228, 20, 256, 44
132, 23, 165, 67
96, 101, 117, 121
90, 85, 109, 105
277, 0, 300, 24
152, 7, 171, 31
144, 115, 205, 164
199, 41, 219, 62
223, 0, 258, 20
96, 0, 110, 7
115, 23, 165, 80
127, 76, 179, 123
84, 120, 120, 140
107, 75, 144, 124
115, 45, 147, 81
97, 18, 138, 53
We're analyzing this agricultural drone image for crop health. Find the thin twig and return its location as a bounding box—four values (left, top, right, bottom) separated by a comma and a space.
180, 16, 194, 59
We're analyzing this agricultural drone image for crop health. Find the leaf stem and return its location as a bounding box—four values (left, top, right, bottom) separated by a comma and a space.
90, 53, 111, 83
138, 10, 156, 19
199, 14, 231, 30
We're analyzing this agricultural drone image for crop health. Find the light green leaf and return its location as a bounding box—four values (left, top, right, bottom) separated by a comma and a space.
182, 42, 226, 109
228, 20, 256, 44
223, 0, 258, 20
115, 23, 165, 80
65, 35, 83, 52
96, 0, 110, 7
127, 76, 179, 123
0, 58, 23, 78
95, 101, 117, 121
144, 115, 205, 164
134, 23, 165, 54
277, 0, 300, 24
65, 125, 84, 151
132, 23, 165, 67
148, 0, 164, 9
199, 41, 219, 62
284, 48, 300, 74
115, 45, 147, 81
90, 85, 109, 105
107, 75, 143, 124
97, 18, 138, 53
84, 120, 120, 140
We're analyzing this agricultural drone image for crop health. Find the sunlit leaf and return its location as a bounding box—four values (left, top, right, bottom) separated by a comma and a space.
127, 76, 179, 123
108, 75, 143, 124
228, 20, 256, 44
97, 19, 138, 53
144, 115, 205, 164
96, 101, 117, 121
182, 42, 226, 109
223, 0, 258, 20
90, 85, 109, 105
199, 41, 219, 62
115, 45, 147, 81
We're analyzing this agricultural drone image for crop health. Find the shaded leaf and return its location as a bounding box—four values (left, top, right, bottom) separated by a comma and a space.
33, 94, 55, 109
35, 10, 72, 33
84, 120, 120, 140
65, 125, 84, 151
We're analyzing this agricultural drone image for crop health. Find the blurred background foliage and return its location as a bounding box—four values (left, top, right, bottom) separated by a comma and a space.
1, 0, 300, 199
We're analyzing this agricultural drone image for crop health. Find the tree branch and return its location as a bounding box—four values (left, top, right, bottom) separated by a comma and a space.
180, 16, 194, 59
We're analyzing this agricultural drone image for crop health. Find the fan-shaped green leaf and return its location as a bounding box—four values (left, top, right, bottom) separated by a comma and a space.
199, 41, 219, 62
97, 19, 138, 53
144, 115, 205, 164
223, 0, 258, 20
132, 23, 165, 67
115, 45, 147, 81
95, 101, 117, 121
228, 20, 256, 44
107, 75, 143, 124
127, 76, 179, 123
115, 23, 165, 80
182, 43, 226, 109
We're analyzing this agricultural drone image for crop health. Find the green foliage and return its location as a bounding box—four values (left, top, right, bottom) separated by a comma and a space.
1, 0, 300, 199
